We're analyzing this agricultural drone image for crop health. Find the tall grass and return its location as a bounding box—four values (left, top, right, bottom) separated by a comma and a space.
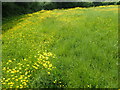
2, 5, 118, 88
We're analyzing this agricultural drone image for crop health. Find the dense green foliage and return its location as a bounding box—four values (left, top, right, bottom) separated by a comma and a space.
2, 2, 119, 18
2, 5, 118, 88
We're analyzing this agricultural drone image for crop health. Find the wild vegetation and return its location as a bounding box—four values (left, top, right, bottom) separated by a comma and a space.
2, 2, 119, 18
1, 5, 118, 88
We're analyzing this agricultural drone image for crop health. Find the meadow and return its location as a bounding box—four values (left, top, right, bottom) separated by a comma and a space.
1, 5, 118, 88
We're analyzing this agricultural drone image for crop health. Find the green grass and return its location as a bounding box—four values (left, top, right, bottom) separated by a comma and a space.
2, 5, 118, 88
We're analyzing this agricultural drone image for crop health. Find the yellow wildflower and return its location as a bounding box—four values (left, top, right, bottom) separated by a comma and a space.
28, 75, 31, 77
16, 79, 18, 81
8, 60, 12, 62
8, 82, 14, 85
48, 68, 52, 70
22, 82, 27, 85
32, 65, 38, 69
47, 61, 50, 64
87, 85, 90, 87
25, 72, 28, 75
12, 78, 15, 80
2, 67, 6, 70
49, 64, 52, 68
16, 70, 19, 72
13, 59, 16, 60
34, 63, 39, 67
11, 70, 17, 73
5, 79, 9, 82
16, 86, 19, 88
2, 82, 5, 85
47, 72, 50, 74
6, 62, 9, 64
53, 80, 56, 83
26, 64, 29, 67
19, 75, 23, 79
3, 78, 5, 80
43, 63, 47, 68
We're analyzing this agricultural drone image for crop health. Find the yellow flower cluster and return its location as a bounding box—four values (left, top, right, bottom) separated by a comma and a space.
27, 14, 33, 17
1, 51, 56, 88
36, 51, 56, 72
2, 59, 32, 88
53, 80, 65, 88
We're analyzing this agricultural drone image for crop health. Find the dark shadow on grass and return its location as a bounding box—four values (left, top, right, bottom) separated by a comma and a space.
2, 14, 27, 34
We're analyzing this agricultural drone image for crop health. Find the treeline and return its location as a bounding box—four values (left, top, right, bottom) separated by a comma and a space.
2, 2, 120, 18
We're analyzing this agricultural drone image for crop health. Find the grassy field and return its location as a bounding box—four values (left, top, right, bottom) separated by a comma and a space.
1, 5, 118, 88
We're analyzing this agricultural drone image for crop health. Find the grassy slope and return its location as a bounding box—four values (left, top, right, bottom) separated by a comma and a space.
2, 5, 118, 88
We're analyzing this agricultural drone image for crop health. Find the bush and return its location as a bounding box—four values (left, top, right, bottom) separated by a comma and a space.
2, 2, 118, 18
